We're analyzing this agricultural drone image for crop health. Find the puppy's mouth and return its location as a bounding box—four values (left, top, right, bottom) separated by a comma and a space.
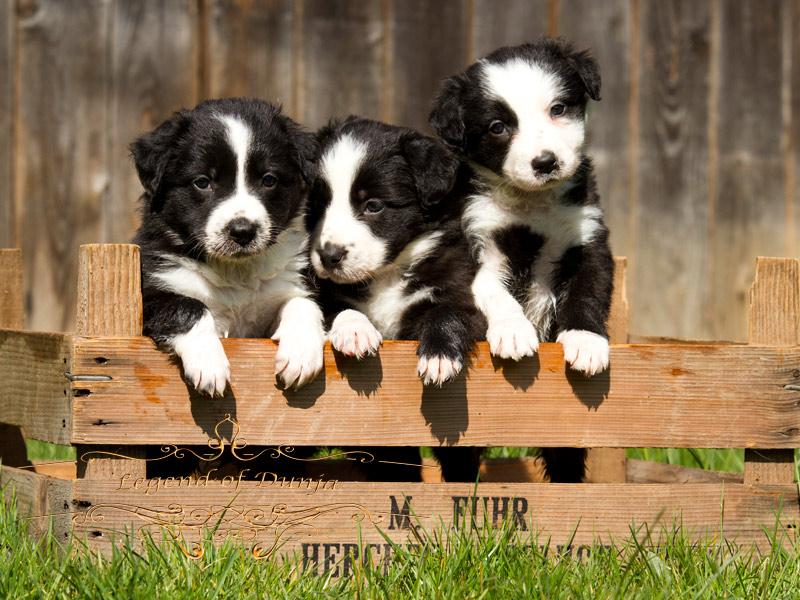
310, 250, 374, 285
205, 221, 271, 260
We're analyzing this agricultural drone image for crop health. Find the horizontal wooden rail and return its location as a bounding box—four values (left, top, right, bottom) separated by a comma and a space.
0, 334, 775, 448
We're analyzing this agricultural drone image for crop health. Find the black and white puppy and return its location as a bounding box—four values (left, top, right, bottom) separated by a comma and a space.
307, 117, 486, 388
430, 39, 614, 482
306, 117, 485, 482
131, 98, 325, 395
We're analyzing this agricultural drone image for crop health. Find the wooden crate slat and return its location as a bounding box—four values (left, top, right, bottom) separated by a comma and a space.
68, 337, 800, 448
67, 481, 798, 563
0, 330, 72, 445
0, 466, 73, 543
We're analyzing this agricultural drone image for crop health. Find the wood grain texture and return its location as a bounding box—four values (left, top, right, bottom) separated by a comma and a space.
16, 0, 108, 333
0, 0, 13, 248
471, 0, 549, 60
205, 0, 295, 111
0, 249, 24, 329
389, 0, 470, 132
76, 245, 142, 337
748, 257, 799, 346
1, 465, 73, 542
299, 0, 385, 129
0, 330, 72, 444
69, 338, 800, 448
631, 1, 712, 339
711, 0, 786, 341
68, 480, 798, 559
557, 0, 634, 261
107, 0, 199, 245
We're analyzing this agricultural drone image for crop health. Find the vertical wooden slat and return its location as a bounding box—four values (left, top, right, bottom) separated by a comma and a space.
76, 244, 145, 479
0, 0, 14, 248
790, 0, 800, 260
390, 0, 470, 132
630, 1, 712, 339
711, 0, 785, 341
744, 257, 799, 485
299, 1, 385, 129
16, 0, 108, 333
471, 0, 549, 61
558, 0, 634, 263
586, 257, 628, 483
107, 0, 199, 245
205, 0, 295, 112
0, 249, 29, 467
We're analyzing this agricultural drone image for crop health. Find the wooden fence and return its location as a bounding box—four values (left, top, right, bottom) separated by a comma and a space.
0, 0, 798, 342
1, 245, 798, 564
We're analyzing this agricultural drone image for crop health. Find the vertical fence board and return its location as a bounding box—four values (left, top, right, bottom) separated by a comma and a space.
791, 1, 800, 260
471, 0, 549, 61
711, 0, 785, 341
0, 0, 14, 248
205, 0, 296, 114
390, 0, 470, 132
16, 0, 108, 332
558, 0, 633, 263
299, 0, 385, 129
630, 1, 712, 339
107, 0, 200, 246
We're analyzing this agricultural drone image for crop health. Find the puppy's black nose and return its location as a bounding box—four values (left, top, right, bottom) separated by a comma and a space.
532, 151, 558, 174
226, 218, 258, 247
319, 243, 347, 270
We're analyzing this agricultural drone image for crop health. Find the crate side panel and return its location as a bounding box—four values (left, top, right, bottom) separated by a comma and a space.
71, 338, 800, 448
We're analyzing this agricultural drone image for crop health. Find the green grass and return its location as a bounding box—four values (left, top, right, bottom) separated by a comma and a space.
2, 478, 800, 600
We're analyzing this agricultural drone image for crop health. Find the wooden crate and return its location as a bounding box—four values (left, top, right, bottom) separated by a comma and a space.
1, 245, 799, 569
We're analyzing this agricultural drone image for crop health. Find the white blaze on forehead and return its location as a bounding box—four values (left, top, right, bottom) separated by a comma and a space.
482, 59, 563, 122
311, 134, 388, 280
205, 115, 269, 252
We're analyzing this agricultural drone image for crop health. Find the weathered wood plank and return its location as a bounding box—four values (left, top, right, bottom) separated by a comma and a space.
76, 245, 142, 338
631, 1, 712, 339
711, 0, 785, 341
389, 0, 470, 132
205, 0, 295, 112
1, 465, 73, 543
0, 0, 14, 248
558, 0, 634, 262
70, 339, 800, 448
107, 0, 199, 245
299, 1, 385, 129
68, 480, 798, 560
0, 249, 24, 330
16, 0, 108, 333
471, 0, 549, 60
0, 330, 72, 444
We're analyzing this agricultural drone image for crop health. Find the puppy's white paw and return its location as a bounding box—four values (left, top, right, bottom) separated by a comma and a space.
329, 310, 382, 358
172, 314, 230, 397
487, 317, 539, 360
272, 298, 326, 390
417, 355, 463, 387
557, 329, 609, 376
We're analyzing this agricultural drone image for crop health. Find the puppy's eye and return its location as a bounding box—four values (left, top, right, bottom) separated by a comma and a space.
364, 200, 384, 214
261, 174, 278, 188
193, 176, 211, 191
488, 121, 506, 135
550, 104, 566, 117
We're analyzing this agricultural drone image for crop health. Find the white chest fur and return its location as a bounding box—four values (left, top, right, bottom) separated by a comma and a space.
153, 226, 310, 338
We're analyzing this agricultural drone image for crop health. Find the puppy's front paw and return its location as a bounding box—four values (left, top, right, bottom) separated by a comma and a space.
329, 310, 382, 358
557, 329, 609, 376
487, 317, 539, 360
273, 328, 325, 390
178, 337, 231, 397
417, 355, 463, 387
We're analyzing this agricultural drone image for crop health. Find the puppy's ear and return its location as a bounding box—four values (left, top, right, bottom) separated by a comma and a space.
130, 111, 189, 212
291, 130, 320, 185
569, 49, 601, 102
429, 73, 469, 153
402, 134, 460, 208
